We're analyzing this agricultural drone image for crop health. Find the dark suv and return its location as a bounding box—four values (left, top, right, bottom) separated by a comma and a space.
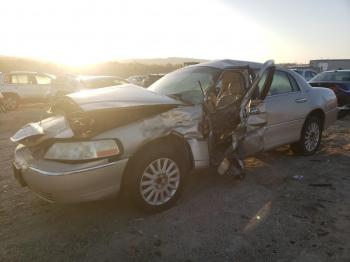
309, 70, 350, 106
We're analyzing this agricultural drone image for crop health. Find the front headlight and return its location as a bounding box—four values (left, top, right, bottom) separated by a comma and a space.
44, 139, 121, 161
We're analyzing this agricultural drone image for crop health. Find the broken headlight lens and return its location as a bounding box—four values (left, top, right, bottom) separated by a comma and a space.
44, 140, 120, 161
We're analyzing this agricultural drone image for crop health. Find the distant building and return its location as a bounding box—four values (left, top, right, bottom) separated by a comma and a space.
310, 59, 350, 72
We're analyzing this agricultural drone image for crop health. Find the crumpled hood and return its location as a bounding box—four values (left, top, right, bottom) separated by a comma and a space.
64, 84, 183, 112
11, 115, 74, 146
12, 85, 185, 145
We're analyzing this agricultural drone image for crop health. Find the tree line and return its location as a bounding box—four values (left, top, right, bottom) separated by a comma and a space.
0, 56, 181, 78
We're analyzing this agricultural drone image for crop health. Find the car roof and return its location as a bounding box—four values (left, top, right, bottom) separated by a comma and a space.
6, 71, 39, 74
322, 69, 350, 73
188, 59, 263, 70
3, 71, 54, 78
291, 68, 315, 71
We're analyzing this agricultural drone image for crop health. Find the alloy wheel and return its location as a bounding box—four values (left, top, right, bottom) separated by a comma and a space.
304, 121, 320, 152
139, 158, 180, 206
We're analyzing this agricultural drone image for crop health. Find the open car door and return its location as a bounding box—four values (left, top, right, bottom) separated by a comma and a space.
205, 60, 275, 165
236, 60, 275, 157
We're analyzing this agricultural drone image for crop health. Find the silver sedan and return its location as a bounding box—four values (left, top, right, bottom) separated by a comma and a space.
11, 60, 338, 212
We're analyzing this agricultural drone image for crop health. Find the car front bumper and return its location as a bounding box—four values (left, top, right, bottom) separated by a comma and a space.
13, 144, 129, 203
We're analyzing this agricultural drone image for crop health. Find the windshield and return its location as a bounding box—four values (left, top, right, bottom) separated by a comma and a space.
148, 66, 221, 104
311, 71, 350, 82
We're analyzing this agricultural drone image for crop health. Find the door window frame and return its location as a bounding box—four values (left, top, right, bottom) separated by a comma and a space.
265, 70, 301, 98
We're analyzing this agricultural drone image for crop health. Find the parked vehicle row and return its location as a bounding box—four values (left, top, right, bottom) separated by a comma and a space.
141, 74, 165, 87
308, 70, 350, 107
291, 68, 318, 81
52, 75, 128, 98
127, 75, 147, 86
11, 59, 338, 212
0, 72, 129, 110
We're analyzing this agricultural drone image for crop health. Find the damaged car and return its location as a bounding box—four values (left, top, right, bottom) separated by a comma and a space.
11, 60, 338, 212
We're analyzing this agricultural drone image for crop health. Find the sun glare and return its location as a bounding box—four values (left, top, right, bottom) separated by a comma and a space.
0, 0, 279, 65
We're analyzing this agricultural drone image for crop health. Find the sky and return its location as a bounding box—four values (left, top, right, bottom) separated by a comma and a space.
0, 0, 349, 65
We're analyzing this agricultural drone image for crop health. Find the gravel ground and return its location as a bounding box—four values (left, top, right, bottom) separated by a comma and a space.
0, 105, 349, 262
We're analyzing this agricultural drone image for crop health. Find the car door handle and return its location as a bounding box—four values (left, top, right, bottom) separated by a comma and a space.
295, 98, 307, 103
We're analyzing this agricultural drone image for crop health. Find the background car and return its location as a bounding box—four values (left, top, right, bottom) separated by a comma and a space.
141, 74, 165, 87
291, 68, 318, 81
127, 75, 147, 86
0, 71, 54, 110
308, 70, 350, 106
52, 75, 128, 97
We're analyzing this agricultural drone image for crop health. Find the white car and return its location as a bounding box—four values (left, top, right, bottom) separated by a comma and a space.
0, 71, 54, 110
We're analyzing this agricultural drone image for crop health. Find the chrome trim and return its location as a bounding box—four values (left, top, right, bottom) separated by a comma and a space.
28, 161, 121, 176
295, 98, 308, 103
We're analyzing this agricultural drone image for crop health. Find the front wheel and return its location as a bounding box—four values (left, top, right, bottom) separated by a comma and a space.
290, 116, 322, 155
126, 143, 188, 212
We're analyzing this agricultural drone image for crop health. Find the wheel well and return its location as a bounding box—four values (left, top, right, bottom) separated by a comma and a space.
120, 134, 194, 191
307, 109, 325, 130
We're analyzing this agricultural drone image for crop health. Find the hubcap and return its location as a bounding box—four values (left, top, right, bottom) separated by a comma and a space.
140, 158, 180, 206
305, 122, 320, 152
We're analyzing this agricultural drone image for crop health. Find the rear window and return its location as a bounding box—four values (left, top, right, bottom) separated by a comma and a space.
36, 75, 51, 85
311, 71, 350, 82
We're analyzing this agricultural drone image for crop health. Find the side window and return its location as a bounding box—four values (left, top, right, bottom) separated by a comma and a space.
36, 75, 51, 85
268, 71, 293, 96
287, 74, 300, 91
11, 74, 30, 84
335, 72, 350, 81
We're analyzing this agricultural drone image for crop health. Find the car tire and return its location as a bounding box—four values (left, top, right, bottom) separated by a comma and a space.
126, 143, 188, 213
290, 116, 322, 156
3, 94, 19, 110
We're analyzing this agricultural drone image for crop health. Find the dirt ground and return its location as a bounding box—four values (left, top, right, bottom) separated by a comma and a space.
1, 105, 349, 262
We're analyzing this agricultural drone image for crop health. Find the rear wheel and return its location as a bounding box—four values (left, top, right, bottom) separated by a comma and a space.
3, 94, 19, 110
290, 116, 322, 155
126, 143, 188, 212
